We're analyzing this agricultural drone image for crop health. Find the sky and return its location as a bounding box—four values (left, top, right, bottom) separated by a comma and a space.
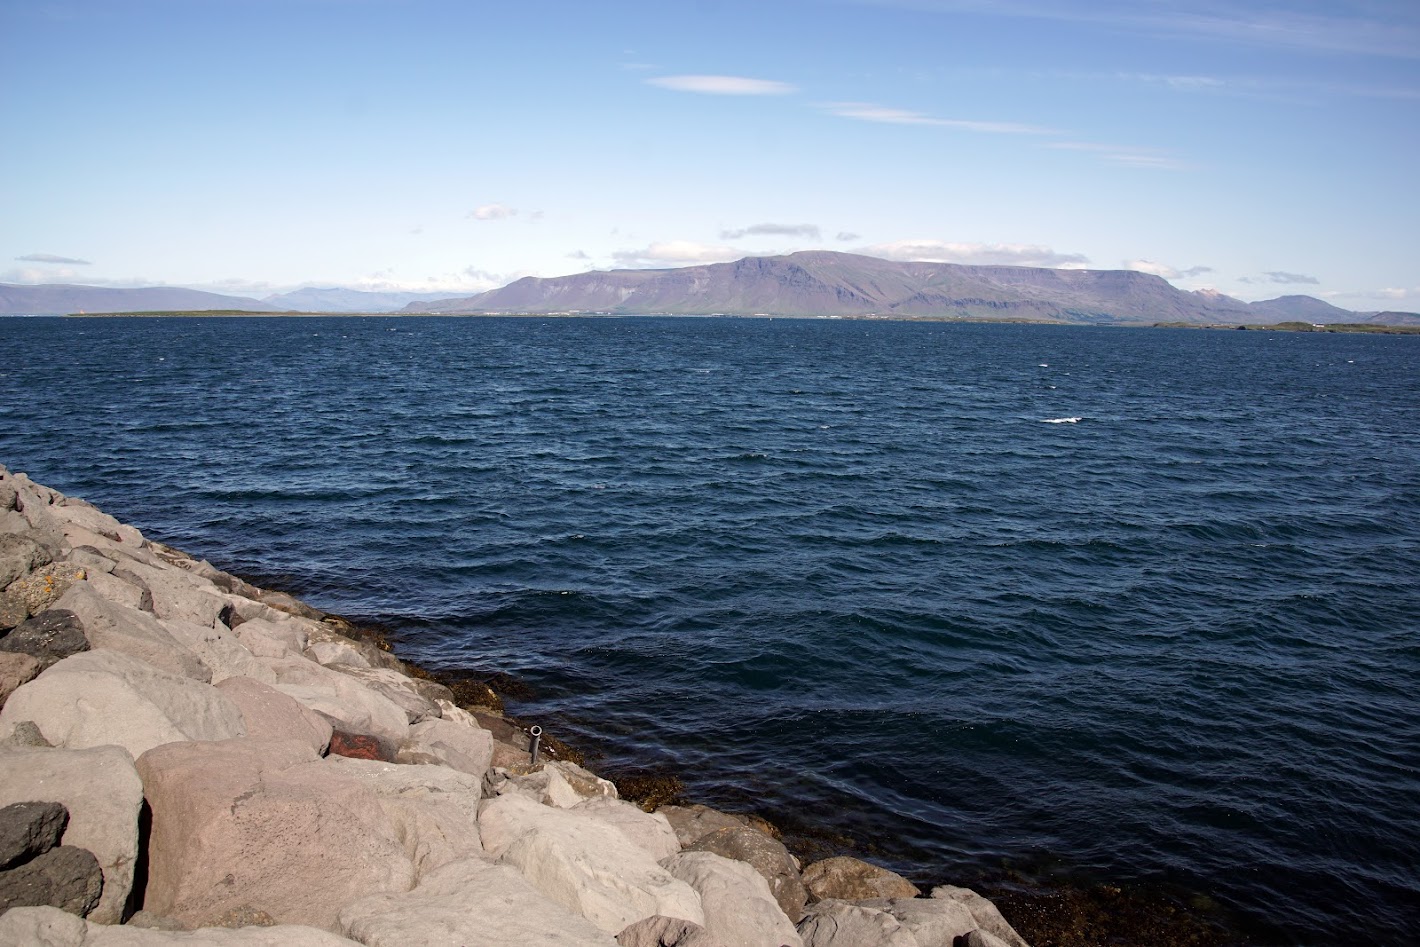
2, 0, 1417, 309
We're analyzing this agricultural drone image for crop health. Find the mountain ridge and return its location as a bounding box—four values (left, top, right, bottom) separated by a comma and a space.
400, 251, 1379, 325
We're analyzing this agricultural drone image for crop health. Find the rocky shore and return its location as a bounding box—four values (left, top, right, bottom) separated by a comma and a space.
0, 464, 1037, 947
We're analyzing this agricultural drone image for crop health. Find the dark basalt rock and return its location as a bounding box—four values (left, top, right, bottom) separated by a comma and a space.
0, 844, 104, 916
0, 801, 69, 870
0, 609, 89, 669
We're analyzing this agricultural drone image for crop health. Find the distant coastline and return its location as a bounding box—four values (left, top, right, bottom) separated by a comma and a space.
52, 310, 1420, 334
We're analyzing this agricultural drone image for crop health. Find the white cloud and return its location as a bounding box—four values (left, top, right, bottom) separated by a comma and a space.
469, 203, 517, 220
1124, 260, 1214, 279
720, 223, 821, 240
836, 232, 860, 242
16, 253, 91, 265
819, 101, 1051, 134
647, 75, 796, 95
1047, 141, 1191, 170
611, 241, 744, 267
861, 240, 1090, 268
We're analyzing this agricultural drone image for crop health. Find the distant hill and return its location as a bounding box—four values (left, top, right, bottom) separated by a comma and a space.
0, 283, 278, 315
1245, 294, 1354, 323
401, 251, 1361, 326
1359, 310, 1420, 326
262, 287, 464, 313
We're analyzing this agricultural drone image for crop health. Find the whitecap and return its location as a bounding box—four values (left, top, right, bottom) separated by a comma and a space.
1041, 416, 1083, 424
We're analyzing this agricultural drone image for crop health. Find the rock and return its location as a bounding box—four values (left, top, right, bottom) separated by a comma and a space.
801, 856, 920, 903
0, 651, 41, 709
856, 897, 978, 946
0, 905, 364, 944
331, 665, 440, 722
0, 609, 89, 670
487, 762, 584, 808
0, 800, 69, 869
0, 744, 145, 924
214, 677, 332, 756
6, 563, 87, 615
338, 855, 618, 947
479, 791, 704, 934
328, 730, 394, 761
662, 851, 803, 947
159, 616, 274, 685
323, 756, 483, 880
796, 899, 918, 947
0, 594, 27, 632
85, 568, 152, 611
231, 616, 307, 658
257, 589, 325, 621
3, 721, 51, 748
126, 910, 189, 930
958, 930, 1014, 947
104, 559, 227, 629
577, 797, 681, 861
306, 638, 371, 669
0, 533, 52, 589
135, 737, 414, 930
685, 826, 808, 922
930, 887, 1029, 947
51, 583, 211, 681
0, 845, 104, 917
661, 805, 770, 850
261, 655, 410, 748
616, 914, 725, 947
65, 547, 115, 575
396, 715, 492, 778
0, 650, 245, 757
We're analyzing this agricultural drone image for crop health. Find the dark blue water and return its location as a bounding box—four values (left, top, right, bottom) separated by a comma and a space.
2, 316, 1417, 943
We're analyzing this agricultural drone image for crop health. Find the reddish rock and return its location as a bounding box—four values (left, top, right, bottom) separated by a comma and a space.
328, 730, 393, 762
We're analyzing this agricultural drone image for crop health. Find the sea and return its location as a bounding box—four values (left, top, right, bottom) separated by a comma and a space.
1, 315, 1416, 944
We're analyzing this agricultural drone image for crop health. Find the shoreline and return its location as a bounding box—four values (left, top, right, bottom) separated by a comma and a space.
0, 465, 1260, 945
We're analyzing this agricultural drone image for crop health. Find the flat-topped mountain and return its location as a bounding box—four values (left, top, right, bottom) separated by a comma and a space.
0, 283, 278, 315
400, 251, 1350, 325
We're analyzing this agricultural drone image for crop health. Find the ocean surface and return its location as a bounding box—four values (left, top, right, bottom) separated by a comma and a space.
2, 316, 1417, 943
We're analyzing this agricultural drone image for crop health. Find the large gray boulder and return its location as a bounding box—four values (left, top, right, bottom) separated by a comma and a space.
958, 930, 1015, 947
158, 616, 273, 685
0, 533, 52, 589
479, 791, 704, 934
0, 651, 41, 709
338, 855, 618, 947
0, 649, 245, 757
661, 851, 803, 947
99, 558, 228, 629
685, 826, 807, 922
660, 805, 765, 850
796, 899, 919, 947
322, 756, 483, 880
0, 905, 362, 944
929, 886, 1029, 947
801, 856, 920, 903
856, 897, 979, 946
576, 797, 681, 861
395, 715, 493, 779
332, 666, 440, 722
52, 583, 211, 681
135, 737, 414, 931
230, 616, 308, 658
0, 744, 145, 924
214, 676, 332, 756
260, 655, 410, 749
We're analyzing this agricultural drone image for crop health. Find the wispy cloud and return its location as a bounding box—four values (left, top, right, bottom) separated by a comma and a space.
862, 239, 1089, 268
469, 203, 517, 221
819, 101, 1052, 134
720, 223, 822, 240
612, 241, 743, 267
1047, 141, 1192, 171
854, 1, 1420, 59
1240, 270, 1321, 285
647, 75, 796, 95
836, 232, 861, 242
1124, 259, 1214, 279
16, 253, 91, 265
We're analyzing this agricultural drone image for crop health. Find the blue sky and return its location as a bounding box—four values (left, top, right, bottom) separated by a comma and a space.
3, 0, 1417, 309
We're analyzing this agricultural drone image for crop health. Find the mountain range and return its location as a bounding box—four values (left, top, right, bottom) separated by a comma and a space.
3, 253, 1416, 325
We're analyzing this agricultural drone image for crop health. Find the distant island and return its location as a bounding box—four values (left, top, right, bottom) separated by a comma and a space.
5, 251, 1418, 328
